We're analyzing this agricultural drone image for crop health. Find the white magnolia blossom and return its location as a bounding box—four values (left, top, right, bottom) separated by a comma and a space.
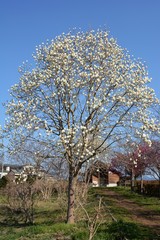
5, 29, 160, 173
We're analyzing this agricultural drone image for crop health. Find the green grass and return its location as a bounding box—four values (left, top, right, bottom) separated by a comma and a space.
112, 186, 160, 212
91, 187, 160, 239
0, 188, 159, 239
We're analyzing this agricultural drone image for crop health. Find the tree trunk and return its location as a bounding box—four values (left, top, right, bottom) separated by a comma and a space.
140, 173, 144, 194
131, 168, 135, 191
67, 171, 76, 224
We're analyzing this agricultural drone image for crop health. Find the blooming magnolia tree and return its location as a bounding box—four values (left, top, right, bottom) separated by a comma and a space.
5, 30, 159, 223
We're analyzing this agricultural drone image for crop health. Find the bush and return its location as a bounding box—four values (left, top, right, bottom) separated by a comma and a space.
144, 184, 160, 197
107, 219, 141, 240
4, 181, 38, 224
136, 182, 160, 197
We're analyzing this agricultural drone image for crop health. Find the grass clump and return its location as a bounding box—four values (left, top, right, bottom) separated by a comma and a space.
107, 219, 141, 240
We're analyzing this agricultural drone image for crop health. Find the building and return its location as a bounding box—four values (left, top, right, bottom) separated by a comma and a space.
0, 163, 45, 182
0, 164, 23, 179
88, 161, 120, 187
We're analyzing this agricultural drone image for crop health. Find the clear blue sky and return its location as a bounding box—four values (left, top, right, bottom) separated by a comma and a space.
0, 0, 160, 127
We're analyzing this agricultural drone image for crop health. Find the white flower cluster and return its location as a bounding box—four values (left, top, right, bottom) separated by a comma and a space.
5, 29, 160, 165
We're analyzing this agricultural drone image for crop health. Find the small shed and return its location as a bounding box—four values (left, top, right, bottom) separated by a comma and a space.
88, 161, 120, 187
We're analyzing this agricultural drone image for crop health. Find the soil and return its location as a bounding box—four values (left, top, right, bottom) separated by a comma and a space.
101, 189, 160, 237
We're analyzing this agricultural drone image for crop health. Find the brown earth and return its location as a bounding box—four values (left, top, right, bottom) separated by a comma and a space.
100, 189, 160, 237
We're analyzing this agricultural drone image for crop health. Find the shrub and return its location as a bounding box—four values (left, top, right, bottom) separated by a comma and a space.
4, 181, 38, 224
136, 182, 160, 197
143, 184, 160, 197
0, 176, 8, 188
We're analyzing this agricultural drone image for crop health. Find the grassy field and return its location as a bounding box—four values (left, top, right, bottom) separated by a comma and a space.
0, 187, 159, 240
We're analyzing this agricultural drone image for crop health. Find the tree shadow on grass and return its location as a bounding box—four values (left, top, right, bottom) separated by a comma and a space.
35, 208, 66, 225
0, 221, 33, 227
0, 207, 65, 227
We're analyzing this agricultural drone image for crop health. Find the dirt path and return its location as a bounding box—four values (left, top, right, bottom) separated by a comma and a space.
100, 189, 160, 236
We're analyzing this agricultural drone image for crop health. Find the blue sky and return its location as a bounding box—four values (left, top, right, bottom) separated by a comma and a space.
0, 0, 160, 127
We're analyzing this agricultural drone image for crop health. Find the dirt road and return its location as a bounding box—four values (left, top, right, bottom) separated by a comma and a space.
98, 188, 160, 237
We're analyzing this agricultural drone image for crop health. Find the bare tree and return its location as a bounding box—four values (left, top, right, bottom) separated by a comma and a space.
8, 139, 68, 180
5, 30, 159, 223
